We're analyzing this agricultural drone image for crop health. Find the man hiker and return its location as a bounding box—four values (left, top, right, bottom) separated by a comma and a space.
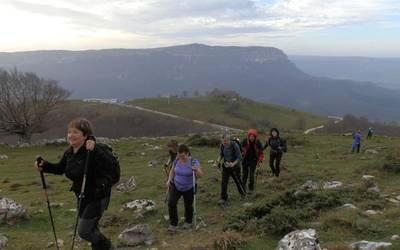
166, 144, 203, 232
264, 128, 287, 177
214, 133, 246, 206
367, 127, 374, 140
241, 129, 264, 194
352, 130, 362, 153
35, 118, 117, 250
164, 139, 179, 178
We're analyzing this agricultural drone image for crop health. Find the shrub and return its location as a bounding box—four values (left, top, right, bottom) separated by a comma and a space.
186, 134, 220, 147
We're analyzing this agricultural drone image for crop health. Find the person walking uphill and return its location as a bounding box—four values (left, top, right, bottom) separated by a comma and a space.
241, 129, 264, 194
214, 133, 246, 206
352, 130, 362, 153
35, 118, 118, 250
164, 139, 179, 178
264, 128, 287, 177
166, 144, 203, 232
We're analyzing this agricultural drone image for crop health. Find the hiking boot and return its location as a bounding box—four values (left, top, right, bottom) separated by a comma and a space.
217, 199, 227, 206
182, 222, 193, 229
167, 225, 178, 233
91, 238, 114, 250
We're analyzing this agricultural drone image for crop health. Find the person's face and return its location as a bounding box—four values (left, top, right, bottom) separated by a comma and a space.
272, 131, 278, 137
178, 151, 189, 161
223, 138, 230, 147
249, 135, 255, 142
67, 127, 86, 147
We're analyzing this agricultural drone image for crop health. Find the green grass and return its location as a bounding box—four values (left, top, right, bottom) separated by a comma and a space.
128, 96, 328, 132
1, 133, 400, 249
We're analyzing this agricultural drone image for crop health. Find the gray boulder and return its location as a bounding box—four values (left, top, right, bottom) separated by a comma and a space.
277, 229, 322, 250
0, 155, 8, 160
350, 241, 392, 249
122, 199, 155, 213
0, 197, 26, 223
323, 181, 343, 190
118, 224, 154, 246
116, 176, 136, 192
295, 181, 319, 196
0, 234, 7, 249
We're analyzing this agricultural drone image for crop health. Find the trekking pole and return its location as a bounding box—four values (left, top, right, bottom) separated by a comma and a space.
71, 149, 91, 250
227, 162, 246, 197
254, 163, 260, 193
192, 170, 197, 229
37, 156, 60, 250
161, 186, 169, 221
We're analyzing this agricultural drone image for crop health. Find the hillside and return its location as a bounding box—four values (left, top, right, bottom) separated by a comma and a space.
1, 44, 400, 121
0, 100, 215, 144
129, 94, 328, 132
1, 133, 400, 249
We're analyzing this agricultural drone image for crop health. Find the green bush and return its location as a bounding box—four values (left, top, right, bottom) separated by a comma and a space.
226, 190, 342, 235
382, 147, 400, 173
186, 134, 220, 147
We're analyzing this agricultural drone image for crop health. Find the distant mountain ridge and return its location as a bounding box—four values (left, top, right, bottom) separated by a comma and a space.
290, 55, 400, 90
1, 43, 399, 121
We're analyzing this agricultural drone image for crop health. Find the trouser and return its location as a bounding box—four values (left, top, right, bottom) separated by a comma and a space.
242, 160, 257, 192
168, 183, 194, 227
78, 197, 110, 250
269, 151, 283, 177
352, 143, 361, 153
220, 165, 246, 201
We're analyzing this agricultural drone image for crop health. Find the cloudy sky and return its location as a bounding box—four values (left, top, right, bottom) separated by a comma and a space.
1, 0, 399, 56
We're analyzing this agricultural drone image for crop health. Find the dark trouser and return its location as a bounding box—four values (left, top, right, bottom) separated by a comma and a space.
242, 160, 257, 192
168, 183, 194, 227
269, 151, 283, 177
221, 165, 246, 201
78, 197, 110, 250
352, 143, 361, 153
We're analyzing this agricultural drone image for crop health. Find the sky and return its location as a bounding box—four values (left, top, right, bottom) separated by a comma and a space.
1, 0, 400, 57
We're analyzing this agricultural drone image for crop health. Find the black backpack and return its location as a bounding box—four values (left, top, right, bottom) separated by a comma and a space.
97, 143, 121, 185
268, 137, 287, 153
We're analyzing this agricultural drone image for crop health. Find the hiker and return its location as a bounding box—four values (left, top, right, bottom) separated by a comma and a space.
352, 130, 362, 153
214, 133, 246, 206
164, 139, 179, 178
264, 128, 287, 177
241, 129, 264, 194
166, 144, 203, 232
367, 127, 374, 140
35, 118, 115, 250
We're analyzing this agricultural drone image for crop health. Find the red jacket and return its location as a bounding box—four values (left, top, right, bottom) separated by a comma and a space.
241, 129, 264, 163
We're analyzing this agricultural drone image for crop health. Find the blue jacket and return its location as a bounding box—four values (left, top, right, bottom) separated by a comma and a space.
353, 132, 362, 144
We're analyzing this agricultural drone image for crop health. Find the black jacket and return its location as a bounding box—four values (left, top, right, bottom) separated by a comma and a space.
42, 144, 115, 203
264, 128, 287, 153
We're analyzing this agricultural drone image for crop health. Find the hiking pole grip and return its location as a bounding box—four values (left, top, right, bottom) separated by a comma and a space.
37, 156, 47, 189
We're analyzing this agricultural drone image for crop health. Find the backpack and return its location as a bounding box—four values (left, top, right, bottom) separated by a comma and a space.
220, 139, 242, 160
97, 143, 120, 185
268, 137, 288, 153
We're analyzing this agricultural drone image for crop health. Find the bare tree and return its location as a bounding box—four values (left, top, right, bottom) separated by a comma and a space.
0, 68, 71, 143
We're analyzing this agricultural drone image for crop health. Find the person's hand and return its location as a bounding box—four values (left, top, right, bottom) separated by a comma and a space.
86, 140, 96, 151
192, 166, 198, 172
226, 162, 233, 168
166, 179, 171, 188
34, 158, 44, 171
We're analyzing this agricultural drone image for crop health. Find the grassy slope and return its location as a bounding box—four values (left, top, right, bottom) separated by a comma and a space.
129, 96, 328, 132
1, 133, 400, 249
